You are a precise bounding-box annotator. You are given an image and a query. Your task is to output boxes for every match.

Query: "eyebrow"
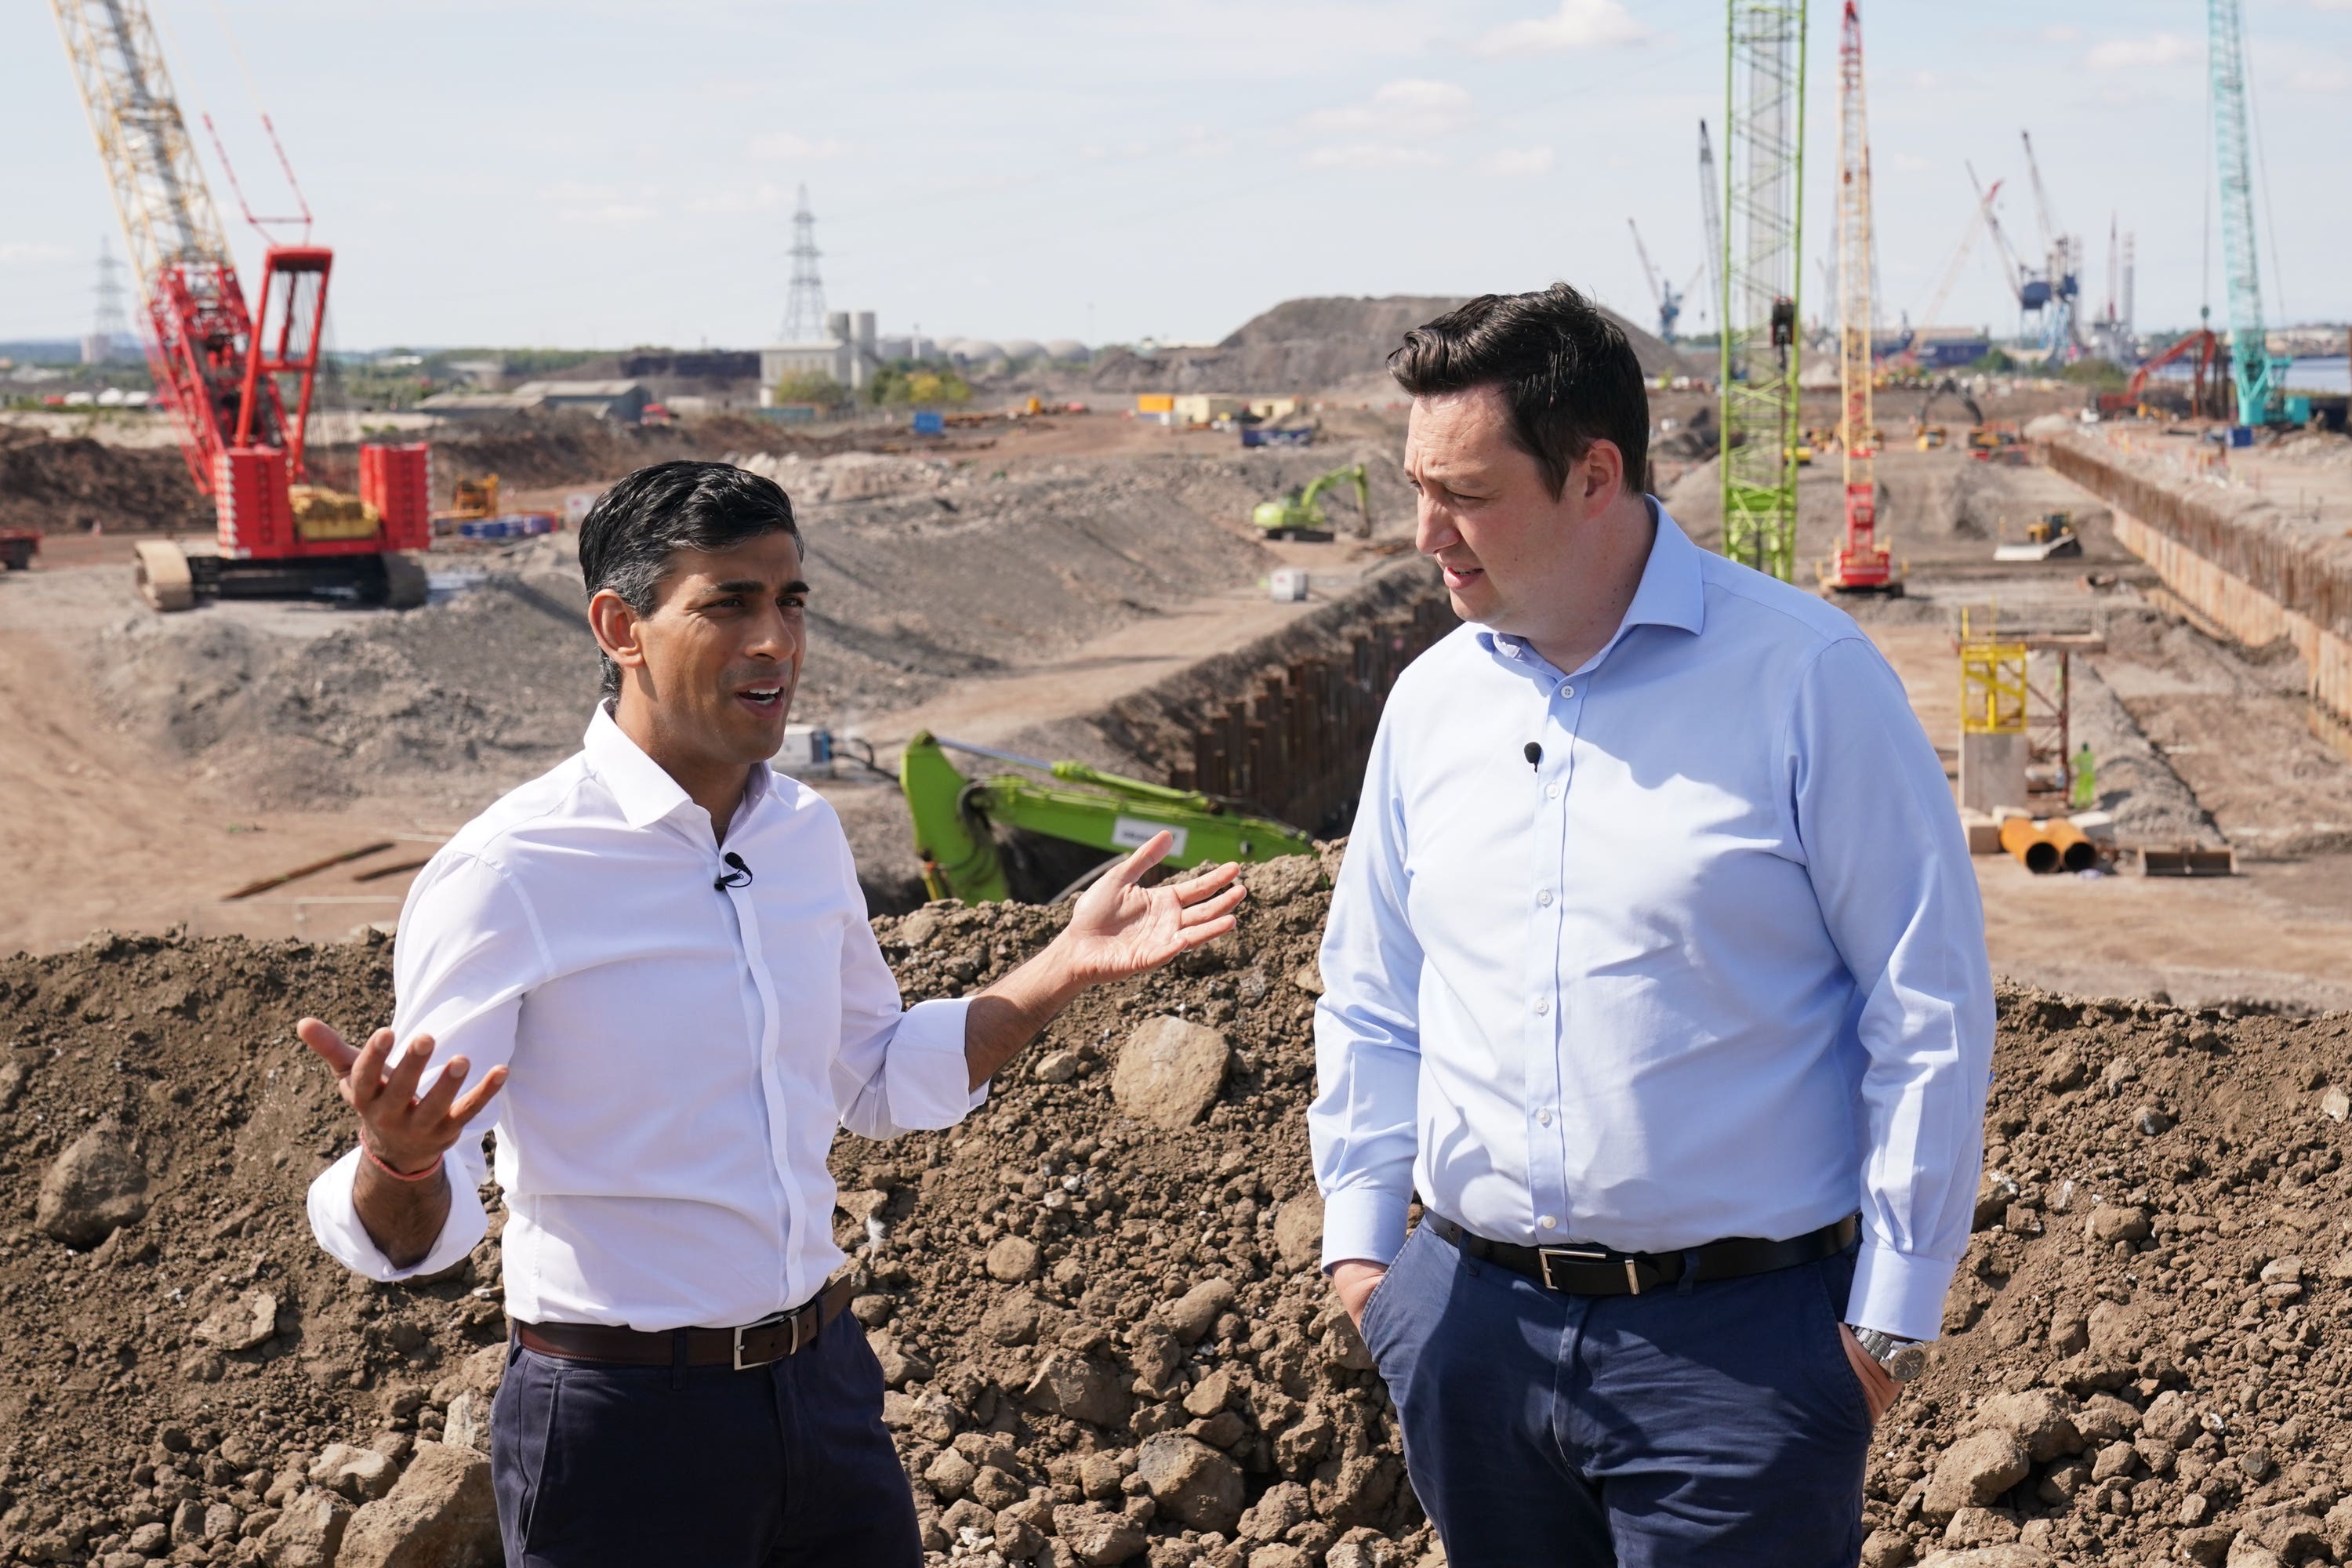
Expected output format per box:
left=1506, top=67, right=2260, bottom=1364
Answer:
left=706, top=579, right=811, bottom=596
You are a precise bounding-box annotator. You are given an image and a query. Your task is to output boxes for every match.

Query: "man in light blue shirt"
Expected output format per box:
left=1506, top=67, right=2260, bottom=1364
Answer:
left=1312, top=285, right=1992, bottom=1566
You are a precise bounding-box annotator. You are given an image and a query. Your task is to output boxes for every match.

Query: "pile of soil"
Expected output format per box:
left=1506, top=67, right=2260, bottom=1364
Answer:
left=86, top=443, right=1403, bottom=814
left=0, top=430, right=208, bottom=536
left=6, top=848, right=2352, bottom=1568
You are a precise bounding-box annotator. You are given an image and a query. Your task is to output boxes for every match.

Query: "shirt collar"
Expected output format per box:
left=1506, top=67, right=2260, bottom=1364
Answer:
left=1479, top=497, right=1708, bottom=670
left=582, top=701, right=775, bottom=832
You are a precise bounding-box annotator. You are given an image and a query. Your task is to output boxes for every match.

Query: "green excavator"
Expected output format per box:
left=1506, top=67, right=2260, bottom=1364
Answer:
left=1251, top=463, right=1370, bottom=542
left=899, top=731, right=1313, bottom=903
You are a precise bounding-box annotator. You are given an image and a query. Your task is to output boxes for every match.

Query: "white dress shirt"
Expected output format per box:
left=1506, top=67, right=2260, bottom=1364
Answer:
left=1310, top=505, right=1992, bottom=1344
left=307, top=704, right=980, bottom=1331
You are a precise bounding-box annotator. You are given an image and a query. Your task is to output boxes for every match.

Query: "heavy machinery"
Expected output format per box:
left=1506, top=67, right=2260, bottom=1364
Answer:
left=0, top=531, right=40, bottom=572
left=1915, top=379, right=1984, bottom=448
left=437, top=474, right=501, bottom=528
left=1994, top=511, right=2082, bottom=563
left=1252, top=464, right=1369, bottom=542
left=1628, top=219, right=1704, bottom=344
left=2207, top=0, right=2293, bottom=426
left=50, top=0, right=429, bottom=612
left=899, top=733, right=1314, bottom=904
left=1819, top=0, right=1900, bottom=596
left=1719, top=0, right=1808, bottom=584
left=2018, top=130, right=2082, bottom=361
left=2125, top=328, right=2223, bottom=418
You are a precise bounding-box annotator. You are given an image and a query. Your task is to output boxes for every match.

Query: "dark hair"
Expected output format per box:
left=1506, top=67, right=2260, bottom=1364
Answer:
left=1388, top=283, right=1649, bottom=499
left=577, top=459, right=802, bottom=695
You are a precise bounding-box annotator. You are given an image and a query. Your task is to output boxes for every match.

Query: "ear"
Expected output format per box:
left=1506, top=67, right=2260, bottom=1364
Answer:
left=1580, top=439, right=1624, bottom=506
left=588, top=588, right=649, bottom=682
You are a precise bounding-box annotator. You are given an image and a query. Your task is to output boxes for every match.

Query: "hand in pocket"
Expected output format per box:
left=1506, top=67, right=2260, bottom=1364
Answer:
left=1838, top=1325, right=1900, bottom=1423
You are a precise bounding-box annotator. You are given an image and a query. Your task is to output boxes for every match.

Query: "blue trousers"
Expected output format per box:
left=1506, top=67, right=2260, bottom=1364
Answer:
left=489, top=1313, right=920, bottom=1567
left=1360, top=1221, right=1873, bottom=1567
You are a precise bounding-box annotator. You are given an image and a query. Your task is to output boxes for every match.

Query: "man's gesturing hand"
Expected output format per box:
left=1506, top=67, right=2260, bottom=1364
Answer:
left=297, top=1018, right=506, bottom=1178
left=1054, top=832, right=1247, bottom=986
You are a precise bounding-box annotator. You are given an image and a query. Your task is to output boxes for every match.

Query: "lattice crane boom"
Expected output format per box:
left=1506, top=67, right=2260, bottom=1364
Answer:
left=2208, top=0, right=2288, bottom=423
left=1697, top=121, right=1725, bottom=338
left=1820, top=0, right=1896, bottom=593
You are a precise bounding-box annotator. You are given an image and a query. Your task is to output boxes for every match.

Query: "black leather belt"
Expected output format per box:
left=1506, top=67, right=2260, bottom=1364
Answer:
left=1427, top=1214, right=1858, bottom=1296
left=513, top=1276, right=857, bottom=1370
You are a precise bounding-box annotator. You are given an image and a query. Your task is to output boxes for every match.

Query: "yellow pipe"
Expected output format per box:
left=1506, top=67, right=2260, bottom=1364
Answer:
left=2042, top=818, right=2098, bottom=873
left=1999, top=815, right=2060, bottom=874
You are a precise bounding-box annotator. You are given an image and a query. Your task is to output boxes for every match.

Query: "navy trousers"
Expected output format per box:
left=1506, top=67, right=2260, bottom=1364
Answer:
left=488, top=1312, right=920, bottom=1568
left=1360, top=1221, right=1874, bottom=1567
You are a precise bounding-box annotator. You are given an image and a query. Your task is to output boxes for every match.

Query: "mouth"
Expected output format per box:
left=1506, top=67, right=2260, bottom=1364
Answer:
left=1438, top=560, right=1486, bottom=591
left=735, top=684, right=786, bottom=717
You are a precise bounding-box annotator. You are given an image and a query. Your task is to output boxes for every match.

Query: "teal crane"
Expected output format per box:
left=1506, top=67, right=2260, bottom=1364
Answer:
left=2207, top=0, right=2292, bottom=426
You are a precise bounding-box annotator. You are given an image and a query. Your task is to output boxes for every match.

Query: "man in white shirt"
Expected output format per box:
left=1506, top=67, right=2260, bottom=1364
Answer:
left=1311, top=287, right=1992, bottom=1566
left=298, top=459, right=1245, bottom=1567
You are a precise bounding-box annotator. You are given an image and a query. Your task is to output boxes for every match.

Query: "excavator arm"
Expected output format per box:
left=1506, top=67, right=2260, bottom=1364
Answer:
left=900, top=731, right=1315, bottom=903
left=1298, top=463, right=1370, bottom=538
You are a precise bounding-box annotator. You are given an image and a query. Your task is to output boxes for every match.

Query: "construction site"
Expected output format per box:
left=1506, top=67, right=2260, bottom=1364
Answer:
left=2, top=1, right=2350, bottom=1566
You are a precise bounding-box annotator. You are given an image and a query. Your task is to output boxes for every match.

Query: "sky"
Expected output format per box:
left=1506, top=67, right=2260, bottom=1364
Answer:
left=2, top=0, right=2345, bottom=353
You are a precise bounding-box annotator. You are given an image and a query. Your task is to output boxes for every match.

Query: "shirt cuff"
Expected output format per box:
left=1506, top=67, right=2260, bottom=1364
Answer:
left=884, top=996, right=986, bottom=1130
left=305, top=1147, right=486, bottom=1283
left=1319, top=1185, right=1414, bottom=1275
left=1845, top=1238, right=1958, bottom=1344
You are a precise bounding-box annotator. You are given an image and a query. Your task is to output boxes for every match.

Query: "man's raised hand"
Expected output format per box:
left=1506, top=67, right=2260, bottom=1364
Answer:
left=1055, top=832, right=1248, bottom=985
left=297, top=1018, right=507, bottom=1178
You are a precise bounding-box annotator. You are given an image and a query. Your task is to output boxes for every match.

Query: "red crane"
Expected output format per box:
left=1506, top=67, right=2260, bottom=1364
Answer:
left=50, top=0, right=430, bottom=611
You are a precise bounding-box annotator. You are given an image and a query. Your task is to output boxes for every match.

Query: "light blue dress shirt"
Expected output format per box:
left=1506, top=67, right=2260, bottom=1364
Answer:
left=1310, top=504, right=1992, bottom=1343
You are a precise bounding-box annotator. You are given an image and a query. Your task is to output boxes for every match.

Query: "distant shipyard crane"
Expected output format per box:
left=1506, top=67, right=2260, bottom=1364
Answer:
left=49, top=0, right=429, bottom=610
left=2207, top=0, right=2292, bottom=424
left=1820, top=0, right=1898, bottom=594
left=1719, top=0, right=1807, bottom=584
left=1628, top=219, right=1706, bottom=343
left=2019, top=130, right=2082, bottom=361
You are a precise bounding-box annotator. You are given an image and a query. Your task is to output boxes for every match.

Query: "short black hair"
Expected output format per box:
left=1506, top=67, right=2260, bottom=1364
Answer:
left=577, top=459, right=802, bottom=695
left=1388, top=283, right=1649, bottom=499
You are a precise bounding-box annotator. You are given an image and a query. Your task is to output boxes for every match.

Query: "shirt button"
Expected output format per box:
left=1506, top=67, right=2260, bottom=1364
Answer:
left=1537, top=1109, right=1554, bottom=1126
left=1533, top=997, right=1550, bottom=1015
left=1558, top=682, right=1574, bottom=699
left=1545, top=782, right=1562, bottom=800
left=1539, top=1215, right=1559, bottom=1230
left=1537, top=889, right=1554, bottom=906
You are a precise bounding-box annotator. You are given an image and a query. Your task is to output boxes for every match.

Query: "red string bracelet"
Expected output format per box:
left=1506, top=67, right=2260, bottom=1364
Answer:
left=363, top=1145, right=443, bottom=1182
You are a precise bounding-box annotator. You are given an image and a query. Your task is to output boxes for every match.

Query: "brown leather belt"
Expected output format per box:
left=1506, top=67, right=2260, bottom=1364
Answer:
left=514, top=1276, right=858, bottom=1370
left=1428, top=1213, right=1859, bottom=1296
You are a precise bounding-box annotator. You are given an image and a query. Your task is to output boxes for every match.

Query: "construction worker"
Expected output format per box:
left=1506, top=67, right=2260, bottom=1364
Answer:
left=2072, top=742, right=2097, bottom=811
left=294, top=461, right=1247, bottom=1567
left=1311, top=285, right=1993, bottom=1566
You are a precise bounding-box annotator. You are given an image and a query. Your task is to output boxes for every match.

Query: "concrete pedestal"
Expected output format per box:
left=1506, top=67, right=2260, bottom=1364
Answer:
left=1959, top=731, right=2029, bottom=815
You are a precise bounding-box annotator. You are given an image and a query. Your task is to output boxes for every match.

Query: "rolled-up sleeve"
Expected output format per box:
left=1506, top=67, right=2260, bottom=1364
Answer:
left=1310, top=711, right=1426, bottom=1272
left=307, top=851, right=543, bottom=1282
left=832, top=836, right=983, bottom=1138
left=1788, top=636, right=1994, bottom=1342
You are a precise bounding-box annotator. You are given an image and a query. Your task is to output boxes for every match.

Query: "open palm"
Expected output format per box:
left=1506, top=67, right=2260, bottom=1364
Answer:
left=1059, top=833, right=1247, bottom=985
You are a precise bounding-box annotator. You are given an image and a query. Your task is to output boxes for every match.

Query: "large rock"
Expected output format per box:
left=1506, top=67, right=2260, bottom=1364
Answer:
left=337, top=1442, right=499, bottom=1568
left=1161, top=1277, right=1237, bottom=1345
left=1134, top=1432, right=1244, bottom=1533
left=1236, top=1480, right=1311, bottom=1542
left=1022, top=1349, right=1131, bottom=1428
left=985, top=1235, right=1041, bottom=1283
left=308, top=1444, right=397, bottom=1502
left=1922, top=1429, right=2031, bottom=1521
left=197, top=1291, right=281, bottom=1352
left=1112, top=1017, right=1231, bottom=1131
left=35, top=1126, right=151, bottom=1247
left=1969, top=1390, right=2084, bottom=1463
left=1052, top=1505, right=1146, bottom=1567
left=258, top=1490, right=351, bottom=1568
left=1271, top=1191, right=1325, bottom=1273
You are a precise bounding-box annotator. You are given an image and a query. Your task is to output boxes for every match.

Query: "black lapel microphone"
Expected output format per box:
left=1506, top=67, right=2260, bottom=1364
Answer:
left=1523, top=742, right=1543, bottom=771
left=713, top=851, right=753, bottom=892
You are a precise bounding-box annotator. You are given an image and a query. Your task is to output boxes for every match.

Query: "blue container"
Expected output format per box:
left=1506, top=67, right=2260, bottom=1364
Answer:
left=2227, top=425, right=2253, bottom=448
left=912, top=410, right=945, bottom=436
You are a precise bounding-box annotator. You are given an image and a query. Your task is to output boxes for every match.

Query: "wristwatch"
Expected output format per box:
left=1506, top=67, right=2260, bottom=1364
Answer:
left=1849, top=1326, right=1929, bottom=1383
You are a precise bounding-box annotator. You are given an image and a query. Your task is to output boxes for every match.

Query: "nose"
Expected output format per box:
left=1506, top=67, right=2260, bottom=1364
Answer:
left=1415, top=492, right=1461, bottom=558
left=748, top=602, right=803, bottom=665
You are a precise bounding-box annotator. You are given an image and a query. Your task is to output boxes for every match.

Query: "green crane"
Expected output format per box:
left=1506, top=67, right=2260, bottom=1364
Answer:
left=1719, top=1, right=1807, bottom=583
left=2207, top=0, right=2292, bottom=427
left=1251, top=463, right=1370, bottom=542
left=900, top=732, right=1314, bottom=903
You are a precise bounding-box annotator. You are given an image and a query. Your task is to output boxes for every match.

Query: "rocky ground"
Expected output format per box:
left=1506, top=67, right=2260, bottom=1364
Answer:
left=5, top=853, right=2352, bottom=1568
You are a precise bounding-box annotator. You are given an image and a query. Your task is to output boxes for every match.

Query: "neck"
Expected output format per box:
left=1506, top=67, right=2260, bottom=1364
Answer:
left=611, top=691, right=753, bottom=843
left=1519, top=492, right=1657, bottom=676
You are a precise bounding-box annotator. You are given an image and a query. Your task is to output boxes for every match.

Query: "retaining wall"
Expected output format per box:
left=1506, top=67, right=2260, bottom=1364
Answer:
left=2046, top=435, right=2352, bottom=738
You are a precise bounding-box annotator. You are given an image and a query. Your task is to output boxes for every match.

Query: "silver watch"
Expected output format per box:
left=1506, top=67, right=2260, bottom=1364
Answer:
left=1849, top=1327, right=1928, bottom=1383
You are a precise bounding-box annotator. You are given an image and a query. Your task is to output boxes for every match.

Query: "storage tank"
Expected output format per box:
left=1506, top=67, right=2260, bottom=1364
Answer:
left=1044, top=339, right=1090, bottom=362
left=997, top=338, right=1044, bottom=362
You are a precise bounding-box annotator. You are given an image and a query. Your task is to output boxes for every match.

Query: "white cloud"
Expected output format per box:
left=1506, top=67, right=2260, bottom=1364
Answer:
left=1480, top=146, right=1555, bottom=177
left=748, top=131, right=848, bottom=162
left=1474, top=0, right=1649, bottom=55
left=1303, top=79, right=1472, bottom=138
left=2042, top=24, right=2082, bottom=43
left=2086, top=33, right=2197, bottom=71
left=1303, top=143, right=1446, bottom=171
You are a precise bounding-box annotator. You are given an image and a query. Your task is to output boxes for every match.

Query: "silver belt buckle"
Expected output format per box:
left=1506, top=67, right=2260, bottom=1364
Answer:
left=1537, top=1247, right=1610, bottom=1292
left=731, top=1308, right=798, bottom=1371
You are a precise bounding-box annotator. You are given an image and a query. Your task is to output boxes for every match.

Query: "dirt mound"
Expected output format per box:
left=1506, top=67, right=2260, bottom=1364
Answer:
left=7, top=851, right=2352, bottom=1566
left=1084, top=295, right=1693, bottom=396
left=0, top=429, right=207, bottom=535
